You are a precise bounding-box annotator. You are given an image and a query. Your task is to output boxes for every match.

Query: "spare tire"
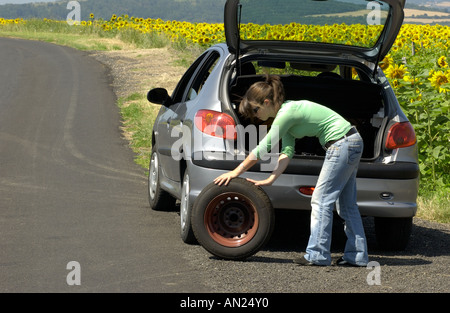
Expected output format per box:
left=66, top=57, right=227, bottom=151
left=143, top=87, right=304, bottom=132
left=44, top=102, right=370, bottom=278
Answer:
left=191, top=178, right=274, bottom=260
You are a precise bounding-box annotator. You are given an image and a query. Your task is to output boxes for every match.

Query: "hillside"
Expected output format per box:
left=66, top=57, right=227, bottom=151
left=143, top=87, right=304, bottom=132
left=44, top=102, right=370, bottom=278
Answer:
left=0, top=0, right=226, bottom=23
left=0, top=0, right=449, bottom=24
left=0, top=0, right=366, bottom=24
left=239, top=0, right=367, bottom=25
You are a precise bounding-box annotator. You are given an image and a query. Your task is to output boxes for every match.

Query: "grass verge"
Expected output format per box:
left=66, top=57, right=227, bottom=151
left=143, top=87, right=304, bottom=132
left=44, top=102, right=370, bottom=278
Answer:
left=0, top=18, right=171, bottom=50
left=117, top=93, right=159, bottom=169
left=417, top=189, right=450, bottom=223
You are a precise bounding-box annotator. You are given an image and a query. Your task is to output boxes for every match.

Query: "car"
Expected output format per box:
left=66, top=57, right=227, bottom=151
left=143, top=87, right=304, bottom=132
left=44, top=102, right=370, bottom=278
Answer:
left=147, top=0, right=419, bottom=260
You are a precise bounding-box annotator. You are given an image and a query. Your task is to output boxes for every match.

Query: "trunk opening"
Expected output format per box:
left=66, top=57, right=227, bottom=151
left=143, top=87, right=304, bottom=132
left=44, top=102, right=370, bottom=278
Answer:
left=229, top=73, right=385, bottom=159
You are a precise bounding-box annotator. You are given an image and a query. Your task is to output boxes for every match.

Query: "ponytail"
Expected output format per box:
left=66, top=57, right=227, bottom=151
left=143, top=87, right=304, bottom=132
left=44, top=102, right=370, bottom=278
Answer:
left=266, top=75, right=285, bottom=112
left=239, top=74, right=285, bottom=121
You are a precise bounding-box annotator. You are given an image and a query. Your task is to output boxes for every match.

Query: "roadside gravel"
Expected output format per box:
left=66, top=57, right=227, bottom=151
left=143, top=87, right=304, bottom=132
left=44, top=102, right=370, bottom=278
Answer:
left=89, top=47, right=186, bottom=99
left=90, top=48, right=450, bottom=293
left=183, top=211, right=450, bottom=293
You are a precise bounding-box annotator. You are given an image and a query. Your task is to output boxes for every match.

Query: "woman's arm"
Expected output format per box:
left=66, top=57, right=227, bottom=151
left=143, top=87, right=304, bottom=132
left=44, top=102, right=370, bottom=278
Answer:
left=246, top=153, right=290, bottom=186
left=213, top=152, right=258, bottom=186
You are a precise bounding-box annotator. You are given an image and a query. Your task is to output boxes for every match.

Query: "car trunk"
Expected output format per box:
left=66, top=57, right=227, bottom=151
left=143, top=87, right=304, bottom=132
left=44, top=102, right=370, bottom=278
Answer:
left=222, top=0, right=405, bottom=162
left=229, top=73, right=385, bottom=160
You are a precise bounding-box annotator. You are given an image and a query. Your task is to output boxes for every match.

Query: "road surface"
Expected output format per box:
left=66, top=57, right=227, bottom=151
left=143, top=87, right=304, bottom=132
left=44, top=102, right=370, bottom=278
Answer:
left=0, top=38, right=208, bottom=292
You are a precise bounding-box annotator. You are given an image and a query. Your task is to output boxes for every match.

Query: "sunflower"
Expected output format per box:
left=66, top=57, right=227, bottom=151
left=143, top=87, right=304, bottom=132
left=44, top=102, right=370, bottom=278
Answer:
left=392, top=79, right=400, bottom=89
left=351, top=68, right=359, bottom=80
left=403, top=75, right=420, bottom=86
left=386, top=64, right=408, bottom=80
left=437, top=56, right=448, bottom=68
left=429, top=70, right=450, bottom=93
left=379, top=54, right=393, bottom=71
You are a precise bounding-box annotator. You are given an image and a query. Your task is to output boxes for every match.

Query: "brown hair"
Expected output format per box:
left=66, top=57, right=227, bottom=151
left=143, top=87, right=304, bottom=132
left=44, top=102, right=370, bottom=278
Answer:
left=239, top=75, right=285, bottom=121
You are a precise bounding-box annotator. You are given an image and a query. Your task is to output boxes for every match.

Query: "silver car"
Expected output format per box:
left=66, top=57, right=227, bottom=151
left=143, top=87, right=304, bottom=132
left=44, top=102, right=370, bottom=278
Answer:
left=147, top=0, right=419, bottom=260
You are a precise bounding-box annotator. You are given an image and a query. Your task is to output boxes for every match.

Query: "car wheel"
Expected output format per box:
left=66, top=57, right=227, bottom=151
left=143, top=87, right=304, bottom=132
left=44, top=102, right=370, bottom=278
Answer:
left=374, top=217, right=412, bottom=251
left=180, top=170, right=196, bottom=244
left=191, top=178, right=275, bottom=260
left=148, top=148, right=176, bottom=211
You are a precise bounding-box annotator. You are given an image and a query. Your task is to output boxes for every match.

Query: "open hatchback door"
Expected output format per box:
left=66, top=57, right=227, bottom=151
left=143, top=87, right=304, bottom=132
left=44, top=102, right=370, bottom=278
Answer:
left=224, top=0, right=405, bottom=69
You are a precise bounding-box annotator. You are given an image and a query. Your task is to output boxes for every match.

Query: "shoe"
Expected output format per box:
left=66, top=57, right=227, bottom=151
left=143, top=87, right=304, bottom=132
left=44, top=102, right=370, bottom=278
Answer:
left=334, top=257, right=365, bottom=267
left=293, top=256, right=323, bottom=266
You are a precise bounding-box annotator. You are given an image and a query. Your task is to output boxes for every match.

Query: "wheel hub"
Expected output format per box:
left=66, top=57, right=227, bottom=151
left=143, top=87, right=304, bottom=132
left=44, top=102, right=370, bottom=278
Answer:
left=224, top=207, right=244, bottom=228
left=148, top=154, right=158, bottom=199
left=204, top=192, right=259, bottom=247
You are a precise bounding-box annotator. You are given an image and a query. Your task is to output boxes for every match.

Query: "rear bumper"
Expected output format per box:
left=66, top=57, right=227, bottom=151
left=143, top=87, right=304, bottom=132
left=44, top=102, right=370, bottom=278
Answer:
left=189, top=154, right=419, bottom=218
left=192, top=153, right=420, bottom=180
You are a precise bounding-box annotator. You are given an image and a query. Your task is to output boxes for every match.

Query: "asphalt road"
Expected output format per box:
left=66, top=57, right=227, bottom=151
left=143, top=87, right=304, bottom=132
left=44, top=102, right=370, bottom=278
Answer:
left=0, top=38, right=208, bottom=292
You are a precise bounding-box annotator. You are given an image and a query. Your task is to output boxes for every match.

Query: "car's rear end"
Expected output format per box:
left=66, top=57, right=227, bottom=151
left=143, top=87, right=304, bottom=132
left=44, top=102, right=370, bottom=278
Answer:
left=189, top=54, right=418, bottom=249
left=189, top=0, right=418, bottom=253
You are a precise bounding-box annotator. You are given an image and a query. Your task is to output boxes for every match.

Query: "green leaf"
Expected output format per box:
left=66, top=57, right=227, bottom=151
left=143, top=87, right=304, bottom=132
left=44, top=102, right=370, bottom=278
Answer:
left=432, top=146, right=443, bottom=159
left=431, top=115, right=450, bottom=127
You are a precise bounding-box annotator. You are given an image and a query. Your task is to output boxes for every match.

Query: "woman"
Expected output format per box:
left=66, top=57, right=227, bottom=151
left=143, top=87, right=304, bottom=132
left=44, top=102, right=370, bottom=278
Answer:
left=214, top=75, right=368, bottom=267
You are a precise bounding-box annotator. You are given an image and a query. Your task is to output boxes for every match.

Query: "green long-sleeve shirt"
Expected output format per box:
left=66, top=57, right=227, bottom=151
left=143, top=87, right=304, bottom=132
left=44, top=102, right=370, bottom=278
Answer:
left=252, top=100, right=351, bottom=159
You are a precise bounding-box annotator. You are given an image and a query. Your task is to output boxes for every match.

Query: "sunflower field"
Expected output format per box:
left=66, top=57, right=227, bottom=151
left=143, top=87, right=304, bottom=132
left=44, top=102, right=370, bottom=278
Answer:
left=1, top=15, right=449, bottom=194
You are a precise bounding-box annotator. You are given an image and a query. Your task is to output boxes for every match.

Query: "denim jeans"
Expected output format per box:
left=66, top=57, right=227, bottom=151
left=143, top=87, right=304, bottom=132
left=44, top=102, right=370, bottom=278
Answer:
left=304, top=132, right=369, bottom=266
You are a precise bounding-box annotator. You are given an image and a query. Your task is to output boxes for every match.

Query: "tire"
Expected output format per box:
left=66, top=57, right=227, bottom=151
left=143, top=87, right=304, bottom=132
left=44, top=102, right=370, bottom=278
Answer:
left=180, top=170, right=196, bottom=244
left=148, top=148, right=176, bottom=211
left=374, top=217, right=413, bottom=251
left=191, top=177, right=275, bottom=260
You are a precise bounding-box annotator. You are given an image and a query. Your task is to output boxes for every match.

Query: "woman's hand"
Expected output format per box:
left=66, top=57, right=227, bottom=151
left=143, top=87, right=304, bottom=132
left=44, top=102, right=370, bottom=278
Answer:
left=214, top=153, right=259, bottom=186
left=246, top=154, right=290, bottom=187
left=214, top=170, right=238, bottom=186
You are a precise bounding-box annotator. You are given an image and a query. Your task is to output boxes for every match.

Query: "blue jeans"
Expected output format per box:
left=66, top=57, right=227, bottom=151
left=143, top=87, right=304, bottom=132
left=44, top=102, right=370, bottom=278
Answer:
left=304, top=132, right=369, bottom=266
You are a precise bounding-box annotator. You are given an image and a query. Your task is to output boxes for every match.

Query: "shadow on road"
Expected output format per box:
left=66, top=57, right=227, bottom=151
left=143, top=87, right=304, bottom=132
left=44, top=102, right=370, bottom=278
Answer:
left=263, top=209, right=449, bottom=266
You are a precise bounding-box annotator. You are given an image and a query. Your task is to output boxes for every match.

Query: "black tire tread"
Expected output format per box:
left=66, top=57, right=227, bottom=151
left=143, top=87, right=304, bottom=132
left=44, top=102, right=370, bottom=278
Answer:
left=191, top=177, right=274, bottom=260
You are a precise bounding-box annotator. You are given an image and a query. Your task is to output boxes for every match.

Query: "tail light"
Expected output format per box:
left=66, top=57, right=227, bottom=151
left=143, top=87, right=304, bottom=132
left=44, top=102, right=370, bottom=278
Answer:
left=385, top=122, right=416, bottom=150
left=194, top=110, right=237, bottom=140
left=299, top=186, right=315, bottom=196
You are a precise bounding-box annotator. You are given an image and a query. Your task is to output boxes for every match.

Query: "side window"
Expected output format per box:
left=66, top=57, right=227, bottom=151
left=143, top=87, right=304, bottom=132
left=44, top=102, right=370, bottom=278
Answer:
left=171, top=51, right=209, bottom=104
left=185, top=51, right=220, bottom=101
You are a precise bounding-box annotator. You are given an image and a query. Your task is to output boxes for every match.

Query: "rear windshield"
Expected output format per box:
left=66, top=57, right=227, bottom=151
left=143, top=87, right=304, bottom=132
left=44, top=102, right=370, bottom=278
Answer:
left=238, top=0, right=390, bottom=48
